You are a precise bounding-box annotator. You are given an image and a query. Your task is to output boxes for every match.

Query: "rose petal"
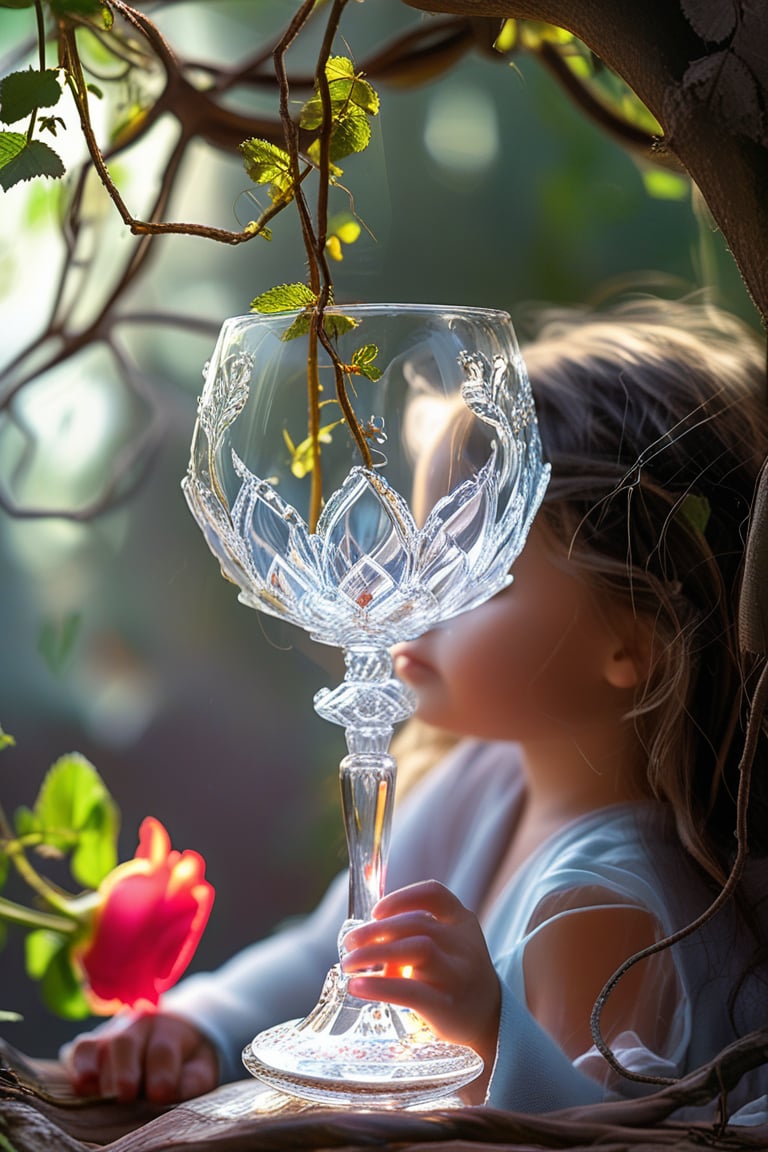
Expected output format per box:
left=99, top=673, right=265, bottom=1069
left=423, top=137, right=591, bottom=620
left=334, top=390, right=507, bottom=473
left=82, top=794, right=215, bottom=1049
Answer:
left=77, top=819, right=214, bottom=1012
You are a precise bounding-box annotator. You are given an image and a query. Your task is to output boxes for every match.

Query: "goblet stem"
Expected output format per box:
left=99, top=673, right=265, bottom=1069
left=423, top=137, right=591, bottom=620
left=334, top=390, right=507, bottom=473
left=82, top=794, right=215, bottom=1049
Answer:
left=314, top=646, right=416, bottom=947
left=340, top=751, right=395, bottom=929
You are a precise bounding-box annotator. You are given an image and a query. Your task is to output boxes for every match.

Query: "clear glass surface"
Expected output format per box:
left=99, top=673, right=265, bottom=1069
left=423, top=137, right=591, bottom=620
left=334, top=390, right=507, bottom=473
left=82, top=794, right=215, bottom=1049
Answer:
left=183, top=304, right=550, bottom=1107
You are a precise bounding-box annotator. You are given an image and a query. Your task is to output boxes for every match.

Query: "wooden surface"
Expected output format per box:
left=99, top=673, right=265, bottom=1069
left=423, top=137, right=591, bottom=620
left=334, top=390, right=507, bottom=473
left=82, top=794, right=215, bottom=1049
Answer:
left=3, top=1036, right=768, bottom=1151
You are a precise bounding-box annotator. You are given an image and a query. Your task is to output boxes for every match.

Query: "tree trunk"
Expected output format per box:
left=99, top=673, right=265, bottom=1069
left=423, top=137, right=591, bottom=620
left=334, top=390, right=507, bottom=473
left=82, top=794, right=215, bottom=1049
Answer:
left=404, top=0, right=768, bottom=328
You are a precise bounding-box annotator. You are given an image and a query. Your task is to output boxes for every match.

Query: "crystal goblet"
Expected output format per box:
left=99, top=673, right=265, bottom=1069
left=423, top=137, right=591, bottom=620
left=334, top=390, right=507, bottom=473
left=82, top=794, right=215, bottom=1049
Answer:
left=182, top=304, right=550, bottom=1107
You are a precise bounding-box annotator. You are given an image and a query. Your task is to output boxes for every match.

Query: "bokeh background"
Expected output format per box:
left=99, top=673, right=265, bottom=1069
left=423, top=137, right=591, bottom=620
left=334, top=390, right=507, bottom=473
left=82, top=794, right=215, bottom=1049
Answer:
left=0, top=1, right=757, bottom=1056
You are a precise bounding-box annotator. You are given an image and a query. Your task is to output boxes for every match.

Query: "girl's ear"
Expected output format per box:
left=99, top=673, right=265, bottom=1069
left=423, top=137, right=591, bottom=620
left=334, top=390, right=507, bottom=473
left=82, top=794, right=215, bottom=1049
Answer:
left=603, top=614, right=652, bottom=691
left=604, top=646, right=641, bottom=691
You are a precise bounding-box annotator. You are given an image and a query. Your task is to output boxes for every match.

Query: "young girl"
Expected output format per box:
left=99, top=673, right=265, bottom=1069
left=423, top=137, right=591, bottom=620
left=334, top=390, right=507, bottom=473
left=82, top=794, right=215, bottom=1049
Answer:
left=63, top=297, right=768, bottom=1118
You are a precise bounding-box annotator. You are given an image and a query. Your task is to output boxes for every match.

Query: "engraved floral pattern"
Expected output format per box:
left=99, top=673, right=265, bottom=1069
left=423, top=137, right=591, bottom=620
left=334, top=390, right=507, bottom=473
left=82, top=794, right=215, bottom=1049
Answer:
left=183, top=347, right=549, bottom=648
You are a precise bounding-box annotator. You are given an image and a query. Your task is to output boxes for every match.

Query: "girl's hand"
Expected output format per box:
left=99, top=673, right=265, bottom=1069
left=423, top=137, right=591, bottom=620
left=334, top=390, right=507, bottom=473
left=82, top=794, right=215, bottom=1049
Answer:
left=60, top=1011, right=218, bottom=1103
left=340, top=880, right=500, bottom=1094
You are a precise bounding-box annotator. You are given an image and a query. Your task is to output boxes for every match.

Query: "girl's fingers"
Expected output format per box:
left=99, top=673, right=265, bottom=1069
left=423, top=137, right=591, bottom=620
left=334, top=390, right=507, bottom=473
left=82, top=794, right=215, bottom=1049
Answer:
left=61, top=1034, right=103, bottom=1095
left=98, top=1020, right=151, bottom=1101
left=143, top=1026, right=184, bottom=1102
left=63, top=1015, right=150, bottom=1101
left=144, top=1015, right=216, bottom=1102
left=346, top=974, right=448, bottom=1015
left=372, top=880, right=463, bottom=921
left=61, top=1013, right=216, bottom=1104
left=342, top=933, right=438, bottom=976
left=177, top=1048, right=219, bottom=1101
left=344, top=909, right=446, bottom=954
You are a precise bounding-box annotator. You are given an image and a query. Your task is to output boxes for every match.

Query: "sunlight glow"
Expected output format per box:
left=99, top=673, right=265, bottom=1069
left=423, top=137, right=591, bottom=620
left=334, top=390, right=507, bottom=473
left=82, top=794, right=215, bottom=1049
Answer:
left=424, top=84, right=500, bottom=175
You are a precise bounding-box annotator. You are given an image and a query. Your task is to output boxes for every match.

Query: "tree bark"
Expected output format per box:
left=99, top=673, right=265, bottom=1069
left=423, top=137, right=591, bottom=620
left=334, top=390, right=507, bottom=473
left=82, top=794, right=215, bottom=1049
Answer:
left=403, top=0, right=768, bottom=328
left=4, top=1033, right=768, bottom=1151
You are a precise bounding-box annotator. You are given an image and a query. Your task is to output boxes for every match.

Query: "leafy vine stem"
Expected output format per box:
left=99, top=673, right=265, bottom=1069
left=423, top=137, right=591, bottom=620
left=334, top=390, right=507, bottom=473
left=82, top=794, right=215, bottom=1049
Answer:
left=0, top=3, right=667, bottom=524
left=268, top=0, right=376, bottom=528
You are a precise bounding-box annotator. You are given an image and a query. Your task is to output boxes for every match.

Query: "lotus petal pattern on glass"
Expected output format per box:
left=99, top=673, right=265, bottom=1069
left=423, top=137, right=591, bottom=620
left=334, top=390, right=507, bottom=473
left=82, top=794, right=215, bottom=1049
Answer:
left=183, top=347, right=549, bottom=648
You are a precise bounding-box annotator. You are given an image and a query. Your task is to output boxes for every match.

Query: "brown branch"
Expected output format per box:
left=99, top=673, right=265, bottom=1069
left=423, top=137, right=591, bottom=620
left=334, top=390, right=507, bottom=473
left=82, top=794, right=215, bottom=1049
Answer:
left=53, top=3, right=291, bottom=245
left=4, top=1030, right=768, bottom=1149
left=533, top=39, right=672, bottom=166
left=359, top=16, right=479, bottom=87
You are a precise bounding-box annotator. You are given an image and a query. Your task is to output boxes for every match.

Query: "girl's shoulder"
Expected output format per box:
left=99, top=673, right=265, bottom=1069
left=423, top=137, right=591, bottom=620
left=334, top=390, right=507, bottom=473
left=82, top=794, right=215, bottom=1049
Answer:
left=489, top=800, right=707, bottom=941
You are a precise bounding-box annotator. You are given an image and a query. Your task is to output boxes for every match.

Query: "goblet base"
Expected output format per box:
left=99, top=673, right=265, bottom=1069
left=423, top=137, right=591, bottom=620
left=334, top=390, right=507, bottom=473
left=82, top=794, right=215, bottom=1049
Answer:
left=242, top=965, right=483, bottom=1108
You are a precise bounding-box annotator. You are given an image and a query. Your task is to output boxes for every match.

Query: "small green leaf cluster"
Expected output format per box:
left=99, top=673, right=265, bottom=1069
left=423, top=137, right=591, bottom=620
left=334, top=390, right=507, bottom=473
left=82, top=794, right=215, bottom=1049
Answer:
left=240, top=138, right=293, bottom=215
left=26, top=917, right=92, bottom=1019
left=283, top=411, right=345, bottom=480
left=0, top=68, right=66, bottom=191
left=299, top=56, right=379, bottom=169
left=240, top=55, right=378, bottom=244
left=350, top=343, right=382, bottom=382
left=250, top=283, right=358, bottom=341
left=13, top=753, right=119, bottom=889
left=0, top=731, right=119, bottom=1018
left=0, top=1, right=111, bottom=192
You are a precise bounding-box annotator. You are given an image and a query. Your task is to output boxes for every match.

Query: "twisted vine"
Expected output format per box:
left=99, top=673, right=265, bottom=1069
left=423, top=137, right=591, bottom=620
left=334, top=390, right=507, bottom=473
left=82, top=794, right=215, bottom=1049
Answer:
left=0, top=2, right=663, bottom=521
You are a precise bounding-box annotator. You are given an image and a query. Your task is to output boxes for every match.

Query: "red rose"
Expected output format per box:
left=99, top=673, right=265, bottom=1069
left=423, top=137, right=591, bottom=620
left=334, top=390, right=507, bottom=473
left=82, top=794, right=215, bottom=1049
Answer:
left=77, top=817, right=214, bottom=1013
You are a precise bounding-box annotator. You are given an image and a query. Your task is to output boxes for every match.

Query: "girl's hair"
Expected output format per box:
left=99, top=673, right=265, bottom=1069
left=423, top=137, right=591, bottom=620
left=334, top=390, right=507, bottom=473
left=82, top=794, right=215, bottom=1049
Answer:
left=520, top=296, right=768, bottom=884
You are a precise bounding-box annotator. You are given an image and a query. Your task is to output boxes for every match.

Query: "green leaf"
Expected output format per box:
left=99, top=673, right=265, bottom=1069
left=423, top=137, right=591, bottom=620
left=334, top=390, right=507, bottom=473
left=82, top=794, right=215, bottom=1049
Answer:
left=37, top=115, right=67, bottom=137
left=0, top=1, right=37, bottom=8
left=323, top=313, right=359, bottom=338
left=13, top=804, right=35, bottom=836
left=284, top=418, right=345, bottom=478
left=351, top=344, right=378, bottom=369
left=25, top=928, right=60, bottom=979
left=326, top=235, right=343, bottom=262
left=300, top=56, right=378, bottom=167
left=0, top=134, right=65, bottom=190
left=494, top=18, right=517, bottom=51
left=335, top=104, right=373, bottom=157
left=676, top=492, right=711, bottom=536
left=250, top=282, right=317, bottom=314
left=329, top=213, right=361, bottom=245
left=329, top=57, right=379, bottom=115
left=280, top=312, right=313, bottom=341
left=0, top=723, right=15, bottom=753
left=240, top=138, right=294, bottom=202
left=307, top=104, right=371, bottom=167
left=32, top=753, right=119, bottom=888
left=351, top=344, right=382, bottom=381
left=300, top=57, right=379, bottom=129
left=641, top=167, right=690, bottom=201
left=304, top=142, right=344, bottom=176
left=0, top=131, right=27, bottom=166
left=279, top=310, right=359, bottom=343
left=37, top=611, right=81, bottom=676
left=26, top=930, right=91, bottom=1019
left=0, top=69, right=63, bottom=125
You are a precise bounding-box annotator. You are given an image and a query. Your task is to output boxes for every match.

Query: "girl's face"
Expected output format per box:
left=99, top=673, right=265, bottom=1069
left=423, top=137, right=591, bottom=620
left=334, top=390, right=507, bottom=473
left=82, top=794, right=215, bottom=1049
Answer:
left=392, top=526, right=637, bottom=746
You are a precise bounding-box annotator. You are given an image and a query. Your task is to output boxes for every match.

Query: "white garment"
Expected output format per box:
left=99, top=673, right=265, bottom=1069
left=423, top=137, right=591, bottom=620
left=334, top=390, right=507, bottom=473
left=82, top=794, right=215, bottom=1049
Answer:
left=164, top=740, right=768, bottom=1117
